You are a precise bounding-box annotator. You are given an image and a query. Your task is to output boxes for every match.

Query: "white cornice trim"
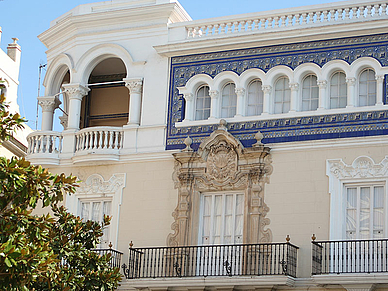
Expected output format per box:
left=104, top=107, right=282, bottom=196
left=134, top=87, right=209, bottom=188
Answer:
left=39, top=3, right=189, bottom=47
left=313, top=273, right=388, bottom=285
left=155, top=19, right=388, bottom=57
left=119, top=276, right=295, bottom=290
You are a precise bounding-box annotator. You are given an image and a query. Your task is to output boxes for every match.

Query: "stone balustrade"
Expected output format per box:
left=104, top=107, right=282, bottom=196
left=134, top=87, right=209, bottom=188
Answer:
left=27, top=131, right=63, bottom=154
left=185, top=1, right=388, bottom=39
left=75, top=126, right=123, bottom=154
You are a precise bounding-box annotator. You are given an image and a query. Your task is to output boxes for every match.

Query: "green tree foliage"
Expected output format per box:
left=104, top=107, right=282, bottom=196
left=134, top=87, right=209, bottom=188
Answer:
left=0, top=95, right=121, bottom=290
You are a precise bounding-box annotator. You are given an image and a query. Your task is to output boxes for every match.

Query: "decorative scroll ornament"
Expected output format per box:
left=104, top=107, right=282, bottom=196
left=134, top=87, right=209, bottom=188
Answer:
left=328, top=156, right=388, bottom=179
left=78, top=173, right=126, bottom=195
left=168, top=120, right=273, bottom=247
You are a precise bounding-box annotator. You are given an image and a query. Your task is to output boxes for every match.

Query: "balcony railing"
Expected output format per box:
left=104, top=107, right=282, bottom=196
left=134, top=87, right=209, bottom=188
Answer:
left=91, top=248, right=123, bottom=269
left=312, top=239, right=388, bottom=275
left=75, top=126, right=123, bottom=154
left=27, top=131, right=62, bottom=154
left=185, top=1, right=388, bottom=39
left=123, top=242, right=299, bottom=279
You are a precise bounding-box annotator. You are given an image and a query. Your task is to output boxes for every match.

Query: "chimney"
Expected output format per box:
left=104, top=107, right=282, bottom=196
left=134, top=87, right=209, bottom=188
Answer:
left=7, top=37, right=21, bottom=66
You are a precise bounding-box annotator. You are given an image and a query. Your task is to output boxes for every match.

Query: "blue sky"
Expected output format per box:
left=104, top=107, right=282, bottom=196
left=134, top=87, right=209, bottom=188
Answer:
left=0, top=0, right=339, bottom=130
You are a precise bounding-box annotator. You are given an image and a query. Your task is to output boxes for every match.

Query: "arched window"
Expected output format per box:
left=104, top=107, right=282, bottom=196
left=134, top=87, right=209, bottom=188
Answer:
left=301, top=74, right=319, bottom=111
left=330, top=72, right=347, bottom=109
left=274, top=77, right=290, bottom=114
left=195, top=85, right=211, bottom=120
left=221, top=82, right=237, bottom=118
left=359, top=68, right=376, bottom=107
left=247, top=79, right=263, bottom=116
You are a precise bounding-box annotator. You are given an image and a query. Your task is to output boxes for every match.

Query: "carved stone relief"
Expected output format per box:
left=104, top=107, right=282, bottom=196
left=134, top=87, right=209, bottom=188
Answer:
left=167, top=120, right=273, bottom=247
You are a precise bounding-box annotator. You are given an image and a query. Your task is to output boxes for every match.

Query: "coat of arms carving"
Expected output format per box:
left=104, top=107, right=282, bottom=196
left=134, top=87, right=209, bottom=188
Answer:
left=207, top=141, right=237, bottom=182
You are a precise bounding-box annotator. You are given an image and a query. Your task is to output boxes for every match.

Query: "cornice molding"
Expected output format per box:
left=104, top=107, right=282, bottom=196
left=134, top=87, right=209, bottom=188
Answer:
left=39, top=3, right=189, bottom=48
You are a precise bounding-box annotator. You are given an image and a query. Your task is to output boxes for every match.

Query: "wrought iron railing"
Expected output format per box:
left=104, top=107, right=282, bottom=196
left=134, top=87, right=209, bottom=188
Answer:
left=123, top=242, right=299, bottom=279
left=92, top=248, right=123, bottom=269
left=312, top=239, right=388, bottom=275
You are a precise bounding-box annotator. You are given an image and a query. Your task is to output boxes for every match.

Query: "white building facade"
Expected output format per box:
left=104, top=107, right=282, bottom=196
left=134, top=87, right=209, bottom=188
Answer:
left=0, top=28, right=31, bottom=157
left=28, top=0, right=388, bottom=290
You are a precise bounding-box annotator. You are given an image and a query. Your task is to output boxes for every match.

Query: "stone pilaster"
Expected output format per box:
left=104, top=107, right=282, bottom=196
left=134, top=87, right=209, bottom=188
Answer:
left=209, top=90, right=219, bottom=119
left=317, top=80, right=327, bottom=110
left=124, top=78, right=143, bottom=126
left=235, top=87, right=245, bottom=116
left=346, top=77, right=356, bottom=108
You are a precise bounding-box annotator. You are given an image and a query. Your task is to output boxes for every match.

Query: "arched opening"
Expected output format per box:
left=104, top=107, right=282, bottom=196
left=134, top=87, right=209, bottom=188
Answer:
left=47, top=68, right=70, bottom=132
left=80, top=57, right=128, bottom=129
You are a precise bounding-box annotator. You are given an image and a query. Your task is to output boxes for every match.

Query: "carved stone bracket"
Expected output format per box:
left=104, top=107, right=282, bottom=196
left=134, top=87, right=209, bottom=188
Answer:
left=168, top=120, right=273, bottom=247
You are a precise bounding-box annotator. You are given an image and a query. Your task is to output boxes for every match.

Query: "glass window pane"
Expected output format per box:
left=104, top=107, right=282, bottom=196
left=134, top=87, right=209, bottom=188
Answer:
left=221, top=83, right=236, bottom=118
left=81, top=202, right=89, bottom=220
left=200, top=193, right=244, bottom=245
left=195, top=85, right=211, bottom=120
left=92, top=202, right=101, bottom=221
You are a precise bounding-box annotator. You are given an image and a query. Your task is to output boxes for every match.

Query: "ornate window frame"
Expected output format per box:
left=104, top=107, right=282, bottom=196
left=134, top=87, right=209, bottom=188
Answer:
left=327, top=156, right=388, bottom=240
left=167, top=120, right=273, bottom=247
left=66, top=173, right=126, bottom=248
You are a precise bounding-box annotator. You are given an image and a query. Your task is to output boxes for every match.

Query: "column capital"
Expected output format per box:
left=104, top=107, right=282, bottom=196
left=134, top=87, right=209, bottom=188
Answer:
left=289, top=83, right=299, bottom=91
left=262, top=85, right=272, bottom=94
left=235, top=87, right=245, bottom=96
left=346, top=77, right=357, bottom=86
left=62, top=83, right=89, bottom=101
left=317, top=80, right=327, bottom=89
left=376, top=75, right=385, bottom=83
left=183, top=93, right=193, bottom=101
left=209, top=90, right=219, bottom=99
left=38, top=96, right=61, bottom=112
left=123, top=78, right=143, bottom=94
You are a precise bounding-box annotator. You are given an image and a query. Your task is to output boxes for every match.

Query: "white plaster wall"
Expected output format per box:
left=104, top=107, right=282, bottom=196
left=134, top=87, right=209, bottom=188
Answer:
left=0, top=47, right=20, bottom=115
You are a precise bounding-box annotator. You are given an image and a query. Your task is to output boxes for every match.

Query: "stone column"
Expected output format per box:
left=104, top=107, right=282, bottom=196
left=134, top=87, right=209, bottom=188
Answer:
left=235, top=87, right=245, bottom=117
left=60, top=84, right=89, bottom=158
left=376, top=75, right=384, bottom=106
left=289, top=83, right=299, bottom=112
left=346, top=77, right=356, bottom=108
left=317, top=80, right=327, bottom=110
left=183, top=93, right=194, bottom=121
left=209, top=90, right=219, bottom=119
left=262, top=85, right=272, bottom=114
left=38, top=96, right=61, bottom=131
left=62, top=83, right=89, bottom=130
left=124, top=78, right=143, bottom=126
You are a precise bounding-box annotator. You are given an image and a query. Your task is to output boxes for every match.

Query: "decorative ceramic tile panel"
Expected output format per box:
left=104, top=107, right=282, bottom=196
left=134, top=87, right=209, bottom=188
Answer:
left=166, top=33, right=388, bottom=150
